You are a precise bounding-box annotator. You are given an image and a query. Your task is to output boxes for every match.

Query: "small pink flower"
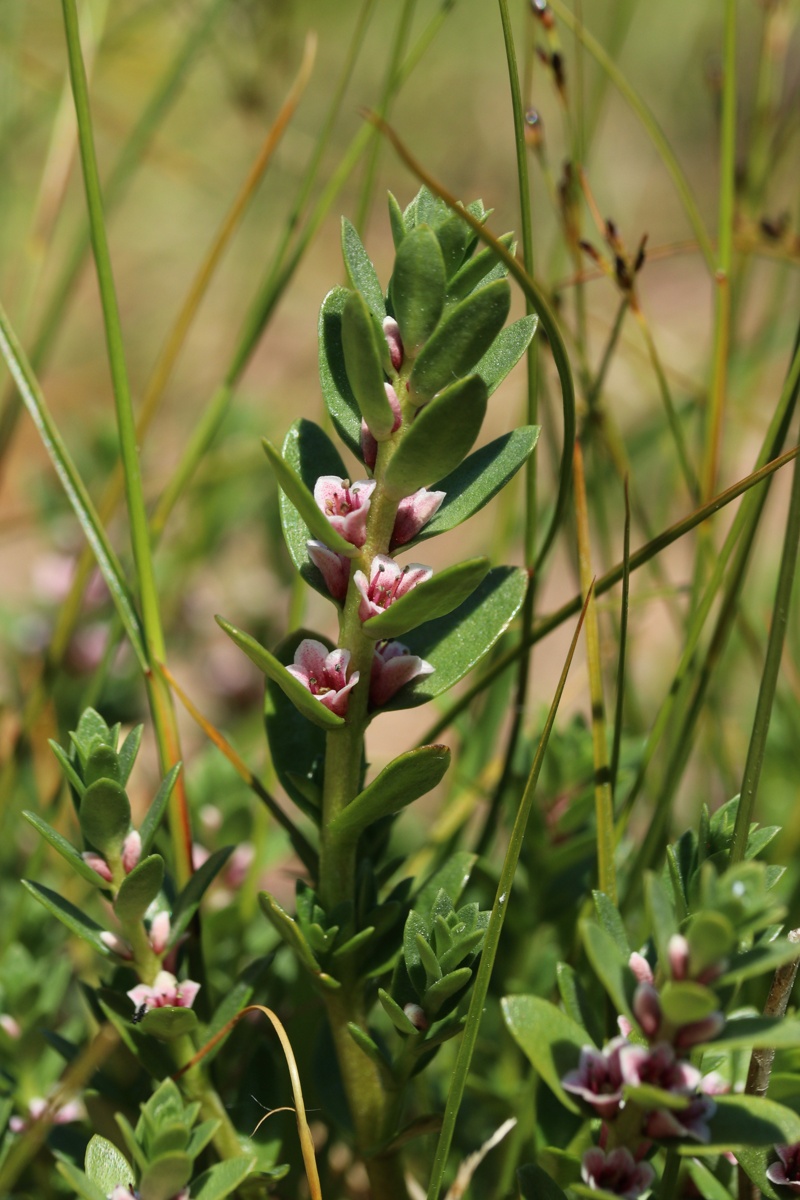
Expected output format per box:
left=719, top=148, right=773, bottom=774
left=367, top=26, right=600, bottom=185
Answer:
left=619, top=1041, right=702, bottom=1095
left=361, top=383, right=402, bottom=469
left=127, top=970, right=200, bottom=1013
left=383, top=316, right=404, bottom=370
left=629, top=951, right=654, bottom=985
left=100, top=931, right=133, bottom=959
left=767, top=1144, right=800, bottom=1192
left=109, top=1187, right=138, bottom=1200
left=314, top=476, right=375, bottom=548
left=562, top=1039, right=626, bottom=1119
left=149, top=911, right=171, bottom=955
left=82, top=851, right=113, bottom=882
left=391, top=488, right=446, bottom=549
left=581, top=1147, right=655, bottom=1199
left=225, top=842, right=255, bottom=888
left=122, top=830, right=141, bottom=874
left=632, top=982, right=662, bottom=1039
left=353, top=555, right=432, bottom=622
left=644, top=1095, right=715, bottom=1143
left=287, top=639, right=359, bottom=716
left=0, top=1014, right=21, bottom=1039
left=307, top=540, right=350, bottom=601
left=10, top=1096, right=85, bottom=1133
left=370, top=640, right=434, bottom=706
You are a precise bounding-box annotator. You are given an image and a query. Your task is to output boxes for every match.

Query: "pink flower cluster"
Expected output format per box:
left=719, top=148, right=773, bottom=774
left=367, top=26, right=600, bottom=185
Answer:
left=287, top=637, right=432, bottom=716
left=562, top=935, right=729, bottom=1198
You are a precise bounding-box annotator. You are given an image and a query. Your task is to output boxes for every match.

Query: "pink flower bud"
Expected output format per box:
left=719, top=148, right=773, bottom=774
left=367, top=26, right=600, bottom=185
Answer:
left=628, top=951, right=654, bottom=985
left=403, top=1003, right=429, bottom=1031
left=100, top=931, right=133, bottom=959
left=632, top=982, right=662, bottom=1040
left=149, top=911, right=171, bottom=956
left=82, top=851, right=113, bottom=882
left=383, top=316, right=404, bottom=370
left=121, top=830, right=141, bottom=874
left=0, top=1014, right=21, bottom=1039
left=668, top=933, right=690, bottom=980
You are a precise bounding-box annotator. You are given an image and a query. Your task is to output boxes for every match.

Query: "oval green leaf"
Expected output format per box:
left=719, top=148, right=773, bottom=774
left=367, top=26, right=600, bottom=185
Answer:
left=387, top=190, right=406, bottom=249
left=85, top=1135, right=133, bottom=1193
left=341, top=217, right=385, bottom=320
left=137, top=1008, right=198, bottom=1045
left=363, top=558, right=490, bottom=640
left=79, top=777, right=131, bottom=855
left=446, top=233, right=514, bottom=304
left=114, top=854, right=165, bottom=925
left=262, top=437, right=356, bottom=558
left=319, top=286, right=363, bottom=458
left=330, top=744, right=451, bottom=837
left=475, top=315, right=538, bottom=397
left=138, top=1150, right=193, bottom=1199
left=659, top=980, right=719, bottom=1025
left=389, top=224, right=446, bottom=355
left=406, top=427, right=540, bottom=547
left=683, top=1094, right=800, bottom=1155
left=501, top=994, right=592, bottom=1114
left=342, top=290, right=395, bottom=438
left=382, top=567, right=528, bottom=710
left=408, top=278, right=511, bottom=405
left=215, top=615, right=345, bottom=730
left=191, top=1156, right=257, bottom=1200
left=382, top=374, right=488, bottom=501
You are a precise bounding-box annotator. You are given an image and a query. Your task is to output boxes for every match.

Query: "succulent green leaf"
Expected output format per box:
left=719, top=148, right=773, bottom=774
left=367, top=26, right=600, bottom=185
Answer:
left=556, top=962, right=604, bottom=1047
left=501, top=994, right=592, bottom=1114
left=74, top=709, right=114, bottom=757
left=387, top=190, right=406, bottom=249
left=22, top=880, right=109, bottom=953
left=55, top=1159, right=108, bottom=1200
left=191, top=1157, right=257, bottom=1200
left=414, top=852, right=477, bottom=913
left=696, top=1015, right=800, bottom=1050
left=319, top=286, right=363, bottom=458
left=49, top=739, right=85, bottom=797
left=407, top=279, right=511, bottom=405
left=687, top=911, right=735, bottom=977
left=347, top=1021, right=391, bottom=1071
left=475, top=315, right=537, bottom=397
left=424, top=967, right=472, bottom=1015
left=382, top=374, right=488, bottom=500
left=416, top=932, right=442, bottom=983
left=407, top=427, right=540, bottom=546
left=215, top=615, right=345, bottom=730
left=685, top=1095, right=800, bottom=1154
left=434, top=215, right=469, bottom=277
left=262, top=437, right=357, bottom=558
left=341, top=218, right=385, bottom=320
left=259, top=891, right=323, bottom=975
left=330, top=744, right=451, bottom=837
left=139, top=764, right=181, bottom=857
left=149, top=1122, right=191, bottom=1156
left=581, top=920, right=636, bottom=1019
left=279, top=419, right=350, bottom=600
left=389, top=225, right=446, bottom=355
left=22, top=810, right=108, bottom=888
left=659, top=980, right=719, bottom=1025
left=185, top=1118, right=221, bottom=1159
left=645, top=872, right=677, bottom=968
left=720, top=938, right=800, bottom=985
left=114, top=855, right=165, bottom=924
left=342, top=290, right=395, bottom=438
left=378, top=987, right=419, bottom=1035
left=446, top=234, right=514, bottom=304
left=117, top=724, right=143, bottom=785
left=364, top=558, right=490, bottom=640
left=84, top=745, right=121, bottom=787
left=383, top=567, right=528, bottom=710
left=517, top=1164, right=570, bottom=1200
left=85, top=1135, right=133, bottom=1192
left=79, top=778, right=131, bottom=855
left=685, top=1160, right=734, bottom=1200
left=265, top=629, right=328, bottom=819
left=137, top=1008, right=198, bottom=1044
left=170, top=846, right=233, bottom=941
left=138, top=1151, right=193, bottom=1200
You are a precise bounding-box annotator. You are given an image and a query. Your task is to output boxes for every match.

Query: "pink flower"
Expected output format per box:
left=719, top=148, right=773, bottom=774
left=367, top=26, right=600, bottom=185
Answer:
left=286, top=639, right=359, bottom=716
left=361, top=383, right=402, bottom=469
left=644, top=1095, right=715, bottom=1143
left=370, top=640, right=434, bottom=706
left=10, top=1096, right=85, bottom=1133
left=127, top=970, right=200, bottom=1013
left=383, top=316, right=404, bottom=370
left=391, top=488, right=446, bottom=549
left=353, top=555, right=432, bottom=622
left=307, top=540, right=350, bottom=601
left=149, top=911, right=171, bottom=955
left=82, top=851, right=113, bottom=882
left=619, top=1041, right=702, bottom=1095
left=109, top=1189, right=138, bottom=1200
left=314, top=476, right=375, bottom=548
left=0, top=1014, right=21, bottom=1039
left=767, top=1144, right=800, bottom=1192
left=122, top=830, right=141, bottom=874
left=629, top=951, right=654, bottom=985
left=581, top=1147, right=655, bottom=1199
left=562, top=1039, right=626, bottom=1119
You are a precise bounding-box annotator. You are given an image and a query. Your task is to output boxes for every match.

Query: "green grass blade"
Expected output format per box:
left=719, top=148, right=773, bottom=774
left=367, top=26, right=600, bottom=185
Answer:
left=0, top=303, right=146, bottom=670
left=425, top=592, right=590, bottom=1200
left=609, top=477, right=631, bottom=799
